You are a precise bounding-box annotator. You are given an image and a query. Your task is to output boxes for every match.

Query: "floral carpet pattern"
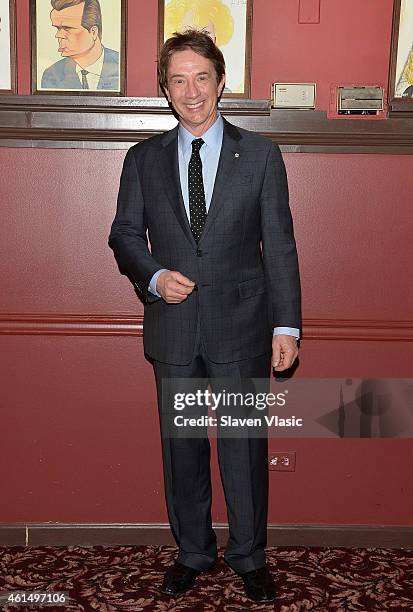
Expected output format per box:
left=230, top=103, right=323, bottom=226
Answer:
left=1, top=545, right=413, bottom=611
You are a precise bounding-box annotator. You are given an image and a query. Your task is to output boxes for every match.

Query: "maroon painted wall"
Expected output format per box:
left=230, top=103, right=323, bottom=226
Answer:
left=15, top=0, right=394, bottom=106
left=1, top=0, right=412, bottom=525
left=1, top=148, right=412, bottom=524
left=252, top=0, right=394, bottom=107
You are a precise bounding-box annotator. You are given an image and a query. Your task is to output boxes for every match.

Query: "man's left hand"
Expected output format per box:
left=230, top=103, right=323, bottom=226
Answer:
left=272, top=334, right=299, bottom=371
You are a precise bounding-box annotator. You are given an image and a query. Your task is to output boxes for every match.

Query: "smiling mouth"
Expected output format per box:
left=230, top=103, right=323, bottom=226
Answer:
left=186, top=101, right=204, bottom=110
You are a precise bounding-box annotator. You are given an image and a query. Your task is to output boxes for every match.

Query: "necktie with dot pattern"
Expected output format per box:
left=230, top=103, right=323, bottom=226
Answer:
left=188, top=138, right=207, bottom=243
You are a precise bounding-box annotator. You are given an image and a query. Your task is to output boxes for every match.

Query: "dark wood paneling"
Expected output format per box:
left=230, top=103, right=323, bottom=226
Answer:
left=269, top=524, right=413, bottom=548
left=0, top=525, right=26, bottom=546
left=1, top=523, right=410, bottom=548
left=28, top=524, right=176, bottom=547
left=1, top=97, right=413, bottom=152
left=0, top=95, right=270, bottom=113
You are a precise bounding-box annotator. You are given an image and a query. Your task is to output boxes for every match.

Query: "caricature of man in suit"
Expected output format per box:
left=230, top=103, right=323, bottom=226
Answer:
left=109, top=31, right=301, bottom=603
left=41, top=0, right=119, bottom=91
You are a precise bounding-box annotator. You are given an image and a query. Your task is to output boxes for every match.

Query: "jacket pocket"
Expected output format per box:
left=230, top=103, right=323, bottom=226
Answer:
left=232, top=173, right=253, bottom=187
left=238, top=276, right=267, bottom=299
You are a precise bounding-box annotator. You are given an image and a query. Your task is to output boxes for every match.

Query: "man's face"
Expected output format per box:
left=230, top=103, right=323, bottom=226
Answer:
left=165, top=49, right=225, bottom=136
left=50, top=2, right=98, bottom=58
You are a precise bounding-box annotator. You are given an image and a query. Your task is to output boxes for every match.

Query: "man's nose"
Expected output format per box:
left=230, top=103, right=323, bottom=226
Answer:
left=185, top=79, right=200, bottom=98
left=55, top=29, right=66, bottom=38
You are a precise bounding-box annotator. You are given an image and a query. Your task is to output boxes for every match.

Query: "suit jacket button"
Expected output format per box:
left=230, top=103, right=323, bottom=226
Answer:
left=196, top=249, right=202, bottom=257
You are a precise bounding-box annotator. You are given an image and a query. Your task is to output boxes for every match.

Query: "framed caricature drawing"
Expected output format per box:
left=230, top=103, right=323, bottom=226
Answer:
left=389, top=0, right=413, bottom=112
left=31, top=0, right=126, bottom=95
left=158, top=0, right=253, bottom=98
left=0, top=0, right=16, bottom=94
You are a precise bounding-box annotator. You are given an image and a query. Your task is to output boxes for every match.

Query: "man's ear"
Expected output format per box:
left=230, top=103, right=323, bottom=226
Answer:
left=218, top=75, right=226, bottom=98
left=90, top=25, right=99, bottom=40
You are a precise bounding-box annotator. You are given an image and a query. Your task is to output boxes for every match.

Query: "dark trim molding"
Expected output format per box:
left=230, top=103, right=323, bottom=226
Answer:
left=0, top=95, right=270, bottom=113
left=1, top=523, right=412, bottom=548
left=0, top=313, right=143, bottom=336
left=1, top=97, right=413, bottom=152
left=303, top=319, right=413, bottom=342
left=0, top=314, right=412, bottom=341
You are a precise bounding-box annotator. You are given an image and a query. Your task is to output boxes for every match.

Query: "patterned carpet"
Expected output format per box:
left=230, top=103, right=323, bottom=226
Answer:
left=1, top=545, right=413, bottom=611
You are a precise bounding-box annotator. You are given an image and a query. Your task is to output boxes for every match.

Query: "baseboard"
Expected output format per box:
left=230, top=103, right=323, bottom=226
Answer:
left=1, top=523, right=412, bottom=548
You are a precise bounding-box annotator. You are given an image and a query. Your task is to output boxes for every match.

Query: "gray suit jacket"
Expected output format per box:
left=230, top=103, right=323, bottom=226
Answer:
left=41, top=47, right=119, bottom=90
left=109, top=118, right=301, bottom=365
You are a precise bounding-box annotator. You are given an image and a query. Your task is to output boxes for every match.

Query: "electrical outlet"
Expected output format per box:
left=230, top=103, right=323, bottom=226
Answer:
left=268, top=451, right=296, bottom=472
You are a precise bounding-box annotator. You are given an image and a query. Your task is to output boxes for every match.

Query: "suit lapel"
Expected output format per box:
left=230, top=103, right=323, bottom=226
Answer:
left=199, top=118, right=242, bottom=244
left=158, top=127, right=196, bottom=247
left=98, top=48, right=118, bottom=89
left=157, top=118, right=242, bottom=247
left=62, top=58, right=82, bottom=89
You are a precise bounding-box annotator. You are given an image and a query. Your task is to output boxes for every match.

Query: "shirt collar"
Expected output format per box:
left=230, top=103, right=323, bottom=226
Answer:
left=178, top=113, right=223, bottom=156
left=75, top=47, right=105, bottom=77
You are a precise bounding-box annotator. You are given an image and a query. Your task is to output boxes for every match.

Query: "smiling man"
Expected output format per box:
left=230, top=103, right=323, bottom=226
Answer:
left=41, top=0, right=119, bottom=91
left=109, top=30, right=301, bottom=603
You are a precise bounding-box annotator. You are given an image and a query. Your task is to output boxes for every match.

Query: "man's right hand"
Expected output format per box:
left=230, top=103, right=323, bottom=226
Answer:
left=156, top=271, right=196, bottom=303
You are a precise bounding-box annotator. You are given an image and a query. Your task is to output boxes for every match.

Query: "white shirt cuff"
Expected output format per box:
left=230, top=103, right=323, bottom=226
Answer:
left=273, top=327, right=300, bottom=339
left=148, top=269, right=169, bottom=297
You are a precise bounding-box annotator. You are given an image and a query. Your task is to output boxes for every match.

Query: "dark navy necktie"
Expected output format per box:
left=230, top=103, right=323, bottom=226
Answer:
left=81, top=69, right=90, bottom=90
left=188, top=138, right=207, bottom=243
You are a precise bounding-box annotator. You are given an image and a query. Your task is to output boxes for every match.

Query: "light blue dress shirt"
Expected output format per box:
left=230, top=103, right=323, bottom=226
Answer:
left=148, top=114, right=300, bottom=339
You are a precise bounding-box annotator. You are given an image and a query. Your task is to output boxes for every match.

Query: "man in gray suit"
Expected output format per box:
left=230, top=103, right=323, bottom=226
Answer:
left=109, top=30, right=301, bottom=603
left=41, top=0, right=119, bottom=91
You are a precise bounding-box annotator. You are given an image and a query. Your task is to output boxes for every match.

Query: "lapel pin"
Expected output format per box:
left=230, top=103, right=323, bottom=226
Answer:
left=234, top=153, right=240, bottom=158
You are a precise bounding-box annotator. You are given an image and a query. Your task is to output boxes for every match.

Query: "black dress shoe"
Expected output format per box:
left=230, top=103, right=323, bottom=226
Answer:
left=240, top=566, right=276, bottom=602
left=160, top=562, right=200, bottom=596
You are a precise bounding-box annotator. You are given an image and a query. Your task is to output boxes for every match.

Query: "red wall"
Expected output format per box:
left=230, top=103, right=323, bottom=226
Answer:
left=252, top=0, right=394, bottom=108
left=1, top=149, right=412, bottom=524
left=1, top=149, right=413, bottom=322
left=1, top=0, right=412, bottom=526
left=16, top=0, right=395, bottom=107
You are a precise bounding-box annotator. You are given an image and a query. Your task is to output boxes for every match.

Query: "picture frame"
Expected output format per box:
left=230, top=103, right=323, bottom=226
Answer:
left=30, top=0, right=127, bottom=96
left=0, top=0, right=17, bottom=94
left=158, top=0, right=253, bottom=98
left=388, top=0, right=413, bottom=113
